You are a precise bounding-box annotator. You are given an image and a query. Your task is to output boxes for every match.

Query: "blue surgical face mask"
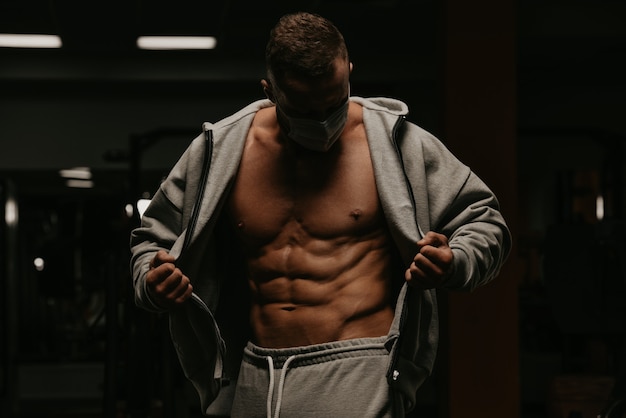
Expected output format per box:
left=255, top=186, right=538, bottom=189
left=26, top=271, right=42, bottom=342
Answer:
left=278, top=97, right=350, bottom=152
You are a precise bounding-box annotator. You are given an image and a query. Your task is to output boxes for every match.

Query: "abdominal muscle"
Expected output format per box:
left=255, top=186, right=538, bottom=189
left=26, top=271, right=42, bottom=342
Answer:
left=246, top=225, right=396, bottom=349
left=230, top=103, right=395, bottom=349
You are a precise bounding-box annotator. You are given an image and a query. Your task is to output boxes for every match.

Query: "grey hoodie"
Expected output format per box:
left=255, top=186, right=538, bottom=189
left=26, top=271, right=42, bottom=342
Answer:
left=130, top=97, right=511, bottom=414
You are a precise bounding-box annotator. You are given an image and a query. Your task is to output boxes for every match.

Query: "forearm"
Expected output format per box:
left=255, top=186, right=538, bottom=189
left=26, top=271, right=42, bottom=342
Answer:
left=130, top=190, right=185, bottom=312
left=439, top=180, right=511, bottom=291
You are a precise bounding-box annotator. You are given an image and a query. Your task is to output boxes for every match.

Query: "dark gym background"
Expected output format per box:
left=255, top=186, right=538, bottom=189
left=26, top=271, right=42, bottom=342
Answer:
left=1, top=0, right=625, bottom=417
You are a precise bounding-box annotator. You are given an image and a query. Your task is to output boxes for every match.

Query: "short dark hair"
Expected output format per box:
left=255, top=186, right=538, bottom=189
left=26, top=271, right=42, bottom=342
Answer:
left=265, top=12, right=348, bottom=87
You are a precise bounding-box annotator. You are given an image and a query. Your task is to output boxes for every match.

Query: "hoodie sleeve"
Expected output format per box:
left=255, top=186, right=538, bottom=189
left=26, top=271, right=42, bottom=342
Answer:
left=129, top=133, right=204, bottom=311
left=401, top=122, right=511, bottom=291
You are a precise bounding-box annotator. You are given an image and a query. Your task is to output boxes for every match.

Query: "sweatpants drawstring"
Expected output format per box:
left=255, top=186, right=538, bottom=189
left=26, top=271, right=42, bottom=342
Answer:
left=266, top=354, right=297, bottom=418
left=266, top=356, right=275, bottom=418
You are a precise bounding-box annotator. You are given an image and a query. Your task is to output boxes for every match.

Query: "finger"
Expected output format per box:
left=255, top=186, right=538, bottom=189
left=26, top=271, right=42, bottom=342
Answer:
left=155, top=268, right=186, bottom=295
left=146, top=262, right=175, bottom=286
left=417, top=231, right=447, bottom=248
left=150, top=250, right=176, bottom=269
left=414, top=253, right=445, bottom=278
left=410, top=247, right=444, bottom=272
left=174, top=283, right=194, bottom=304
left=163, top=277, right=193, bottom=306
left=419, top=245, right=453, bottom=270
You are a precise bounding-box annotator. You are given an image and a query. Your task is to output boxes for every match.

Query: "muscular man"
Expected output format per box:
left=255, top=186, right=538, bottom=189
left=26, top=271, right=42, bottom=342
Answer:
left=131, top=12, right=510, bottom=417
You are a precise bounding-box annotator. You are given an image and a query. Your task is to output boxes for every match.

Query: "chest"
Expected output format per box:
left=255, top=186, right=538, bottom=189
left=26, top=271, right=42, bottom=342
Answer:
left=228, top=135, right=383, bottom=242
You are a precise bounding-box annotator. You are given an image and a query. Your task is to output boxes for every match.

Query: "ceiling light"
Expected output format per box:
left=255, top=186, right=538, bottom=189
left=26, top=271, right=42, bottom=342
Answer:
left=59, top=167, right=94, bottom=188
left=136, top=36, right=217, bottom=50
left=65, top=179, right=94, bottom=189
left=59, top=167, right=92, bottom=180
left=34, top=257, right=45, bottom=272
left=0, top=34, right=62, bottom=48
left=5, top=196, right=18, bottom=227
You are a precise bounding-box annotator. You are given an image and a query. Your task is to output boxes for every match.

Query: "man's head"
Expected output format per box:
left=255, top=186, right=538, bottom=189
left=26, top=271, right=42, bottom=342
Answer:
left=265, top=11, right=349, bottom=89
left=262, top=12, right=352, bottom=152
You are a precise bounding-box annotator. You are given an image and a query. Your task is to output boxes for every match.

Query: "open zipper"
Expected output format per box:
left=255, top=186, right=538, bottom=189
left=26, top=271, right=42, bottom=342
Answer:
left=386, top=115, right=423, bottom=383
left=181, top=128, right=214, bottom=255
left=177, top=128, right=227, bottom=382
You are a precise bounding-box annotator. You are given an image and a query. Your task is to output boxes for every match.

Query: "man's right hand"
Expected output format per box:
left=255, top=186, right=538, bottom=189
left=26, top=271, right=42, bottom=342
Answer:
left=146, top=250, right=193, bottom=310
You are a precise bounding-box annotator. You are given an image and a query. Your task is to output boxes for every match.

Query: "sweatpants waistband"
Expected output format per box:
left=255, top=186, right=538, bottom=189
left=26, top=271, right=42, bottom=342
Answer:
left=243, top=336, right=390, bottom=369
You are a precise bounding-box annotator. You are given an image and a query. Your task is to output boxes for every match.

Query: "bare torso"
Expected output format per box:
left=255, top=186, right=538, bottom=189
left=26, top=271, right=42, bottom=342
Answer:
left=228, top=102, right=395, bottom=348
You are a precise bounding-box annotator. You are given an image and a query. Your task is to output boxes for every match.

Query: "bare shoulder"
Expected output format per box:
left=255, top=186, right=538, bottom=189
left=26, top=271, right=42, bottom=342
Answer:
left=245, top=105, right=281, bottom=150
left=343, top=101, right=364, bottom=135
left=251, top=105, right=277, bottom=127
left=339, top=101, right=365, bottom=147
left=349, top=100, right=363, bottom=118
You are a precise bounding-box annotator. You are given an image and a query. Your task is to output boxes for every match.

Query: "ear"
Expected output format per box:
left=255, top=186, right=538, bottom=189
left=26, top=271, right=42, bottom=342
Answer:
left=261, top=79, right=275, bottom=102
left=349, top=62, right=354, bottom=74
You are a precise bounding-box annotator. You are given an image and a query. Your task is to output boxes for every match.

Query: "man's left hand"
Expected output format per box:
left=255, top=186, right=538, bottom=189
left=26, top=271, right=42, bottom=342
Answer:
left=405, top=231, right=454, bottom=289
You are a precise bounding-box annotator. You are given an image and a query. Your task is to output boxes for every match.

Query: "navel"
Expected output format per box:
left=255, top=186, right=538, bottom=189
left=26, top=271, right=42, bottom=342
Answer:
left=350, top=209, right=362, bottom=221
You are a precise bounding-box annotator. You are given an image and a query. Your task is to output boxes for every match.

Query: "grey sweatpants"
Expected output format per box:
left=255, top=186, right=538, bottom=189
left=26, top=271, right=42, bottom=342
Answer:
left=230, top=336, right=396, bottom=418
